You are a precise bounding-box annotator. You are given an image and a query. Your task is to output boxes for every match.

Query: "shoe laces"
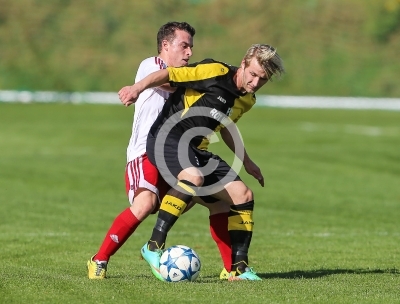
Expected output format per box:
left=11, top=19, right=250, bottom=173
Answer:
left=229, top=267, right=256, bottom=277
left=244, top=267, right=256, bottom=274
left=154, top=248, right=164, bottom=258
left=94, top=260, right=107, bottom=276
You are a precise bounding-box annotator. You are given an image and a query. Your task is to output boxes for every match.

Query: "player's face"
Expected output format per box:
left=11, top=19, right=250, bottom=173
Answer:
left=241, top=57, right=269, bottom=94
left=166, top=30, right=194, bottom=67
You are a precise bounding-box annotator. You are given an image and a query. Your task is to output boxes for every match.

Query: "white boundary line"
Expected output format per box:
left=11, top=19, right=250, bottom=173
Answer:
left=1, top=90, right=400, bottom=110
left=257, top=95, right=400, bottom=111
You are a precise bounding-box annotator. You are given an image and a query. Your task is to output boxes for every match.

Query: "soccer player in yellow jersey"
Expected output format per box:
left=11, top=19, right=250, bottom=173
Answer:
left=119, top=44, right=285, bottom=281
left=87, top=22, right=234, bottom=281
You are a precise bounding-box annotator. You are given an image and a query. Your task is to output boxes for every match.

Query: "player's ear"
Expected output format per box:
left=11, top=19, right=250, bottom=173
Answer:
left=162, top=39, right=169, bottom=51
left=240, top=60, right=245, bottom=69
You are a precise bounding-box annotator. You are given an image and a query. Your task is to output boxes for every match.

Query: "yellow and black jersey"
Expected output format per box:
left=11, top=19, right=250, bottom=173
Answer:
left=198, top=93, right=255, bottom=150
left=150, top=58, right=256, bottom=149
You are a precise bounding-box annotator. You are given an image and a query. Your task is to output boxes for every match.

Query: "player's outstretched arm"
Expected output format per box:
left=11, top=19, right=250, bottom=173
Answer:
left=220, top=127, right=264, bottom=187
left=242, top=157, right=264, bottom=187
left=118, top=69, right=170, bottom=107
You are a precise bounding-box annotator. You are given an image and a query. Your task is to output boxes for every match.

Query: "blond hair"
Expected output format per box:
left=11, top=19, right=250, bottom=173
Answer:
left=243, top=44, right=285, bottom=79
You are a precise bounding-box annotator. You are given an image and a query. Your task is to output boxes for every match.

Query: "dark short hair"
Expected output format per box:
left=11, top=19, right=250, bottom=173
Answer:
left=157, top=22, right=196, bottom=53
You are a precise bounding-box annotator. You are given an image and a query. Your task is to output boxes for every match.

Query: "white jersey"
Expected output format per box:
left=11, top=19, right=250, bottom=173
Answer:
left=126, top=57, right=170, bottom=162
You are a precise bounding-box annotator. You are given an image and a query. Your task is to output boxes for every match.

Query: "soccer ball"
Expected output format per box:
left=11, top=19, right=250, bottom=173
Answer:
left=159, top=245, right=201, bottom=282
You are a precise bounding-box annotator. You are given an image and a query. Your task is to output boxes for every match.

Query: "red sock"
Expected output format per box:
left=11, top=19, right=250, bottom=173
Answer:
left=94, top=208, right=141, bottom=261
left=209, top=212, right=231, bottom=272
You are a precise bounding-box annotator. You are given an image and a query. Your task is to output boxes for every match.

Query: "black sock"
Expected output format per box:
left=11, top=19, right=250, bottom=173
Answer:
left=148, top=180, right=197, bottom=251
left=228, top=201, right=254, bottom=274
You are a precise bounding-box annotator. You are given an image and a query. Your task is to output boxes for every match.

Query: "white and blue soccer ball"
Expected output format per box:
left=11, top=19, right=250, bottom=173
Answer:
left=159, top=245, right=201, bottom=282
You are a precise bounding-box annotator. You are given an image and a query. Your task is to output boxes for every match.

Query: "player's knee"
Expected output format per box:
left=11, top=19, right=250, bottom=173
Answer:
left=179, top=175, right=204, bottom=187
left=242, top=187, right=254, bottom=203
left=178, top=168, right=204, bottom=187
left=130, top=189, right=158, bottom=219
left=190, top=175, right=204, bottom=187
left=231, top=184, right=253, bottom=203
left=129, top=202, right=156, bottom=220
left=178, top=171, right=204, bottom=187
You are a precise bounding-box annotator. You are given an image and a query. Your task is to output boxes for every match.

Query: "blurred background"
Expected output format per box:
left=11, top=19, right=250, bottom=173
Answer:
left=1, top=2, right=399, bottom=301
left=0, top=0, right=399, bottom=97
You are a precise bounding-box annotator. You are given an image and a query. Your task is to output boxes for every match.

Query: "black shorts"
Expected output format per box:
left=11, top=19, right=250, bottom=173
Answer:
left=147, top=131, right=241, bottom=198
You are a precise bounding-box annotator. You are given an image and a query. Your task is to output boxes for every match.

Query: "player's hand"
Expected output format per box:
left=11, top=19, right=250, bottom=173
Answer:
left=243, top=158, right=264, bottom=187
left=118, top=85, right=140, bottom=107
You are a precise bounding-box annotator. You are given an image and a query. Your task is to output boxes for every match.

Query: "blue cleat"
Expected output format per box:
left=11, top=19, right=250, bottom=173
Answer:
left=140, top=243, right=165, bottom=281
left=228, top=267, right=262, bottom=281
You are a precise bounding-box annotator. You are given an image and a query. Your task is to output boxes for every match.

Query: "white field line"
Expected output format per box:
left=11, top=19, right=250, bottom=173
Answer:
left=257, top=95, right=400, bottom=111
left=0, top=232, right=69, bottom=237
left=2, top=91, right=400, bottom=111
left=300, top=122, right=400, bottom=137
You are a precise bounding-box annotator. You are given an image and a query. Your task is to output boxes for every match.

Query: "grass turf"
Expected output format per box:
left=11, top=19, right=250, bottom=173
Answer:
left=0, top=103, right=399, bottom=303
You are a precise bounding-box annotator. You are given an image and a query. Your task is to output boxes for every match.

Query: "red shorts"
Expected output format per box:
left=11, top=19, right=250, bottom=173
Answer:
left=125, top=153, right=170, bottom=213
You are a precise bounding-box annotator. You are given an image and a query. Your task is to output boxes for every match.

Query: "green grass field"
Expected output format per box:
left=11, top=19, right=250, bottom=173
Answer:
left=0, top=103, right=399, bottom=303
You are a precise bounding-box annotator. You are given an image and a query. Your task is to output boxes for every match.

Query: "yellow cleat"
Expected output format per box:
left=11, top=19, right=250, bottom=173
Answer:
left=219, top=268, right=230, bottom=280
left=87, top=256, right=107, bottom=279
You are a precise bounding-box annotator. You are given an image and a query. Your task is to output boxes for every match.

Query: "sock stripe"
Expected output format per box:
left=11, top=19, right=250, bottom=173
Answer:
left=177, top=181, right=197, bottom=196
left=160, top=195, right=187, bottom=217
left=228, top=214, right=254, bottom=231
left=229, top=208, right=252, bottom=215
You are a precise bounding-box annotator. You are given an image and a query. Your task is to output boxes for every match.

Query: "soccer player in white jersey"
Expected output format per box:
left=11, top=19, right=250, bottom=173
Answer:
left=87, top=22, right=232, bottom=280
